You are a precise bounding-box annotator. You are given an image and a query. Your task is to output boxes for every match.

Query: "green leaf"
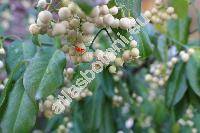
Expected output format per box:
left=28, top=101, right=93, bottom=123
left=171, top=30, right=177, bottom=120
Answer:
left=137, top=29, right=153, bottom=58
left=115, top=0, right=141, bottom=17
left=0, top=61, right=26, bottom=113
left=23, top=46, right=66, bottom=100
left=166, top=62, right=187, bottom=107
left=0, top=78, right=37, bottom=133
left=167, top=17, right=191, bottom=48
left=75, top=0, right=92, bottom=15
left=5, top=40, right=36, bottom=72
left=171, top=0, right=189, bottom=19
left=186, top=50, right=200, bottom=96
left=155, top=35, right=168, bottom=62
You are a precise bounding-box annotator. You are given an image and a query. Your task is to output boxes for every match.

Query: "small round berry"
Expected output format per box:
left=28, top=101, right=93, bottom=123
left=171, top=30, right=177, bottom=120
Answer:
left=109, top=65, right=117, bottom=74
left=103, top=14, right=115, bottom=26
left=130, top=48, right=140, bottom=57
left=171, top=14, right=178, bottom=19
left=151, top=8, right=158, bottom=14
left=0, top=60, right=4, bottom=69
left=167, top=7, right=175, bottom=14
left=129, top=18, right=136, bottom=27
left=155, top=0, right=162, bottom=6
left=111, top=19, right=119, bottom=28
left=52, top=23, right=67, bottom=36
left=37, top=0, right=47, bottom=8
left=130, top=40, right=137, bottom=48
left=82, top=52, right=94, bottom=62
left=171, top=57, right=178, bottom=64
left=67, top=68, right=74, bottom=75
left=144, top=10, right=152, bottom=18
left=122, top=50, right=131, bottom=60
left=115, top=58, right=124, bottom=66
left=58, top=7, right=72, bottom=20
left=90, top=6, right=100, bottom=18
left=38, top=10, right=53, bottom=23
left=82, top=22, right=95, bottom=35
left=181, top=53, right=190, bottom=62
left=109, top=6, right=118, bottom=15
left=29, top=23, right=40, bottom=34
left=0, top=48, right=5, bottom=54
left=188, top=48, right=195, bottom=55
left=100, top=5, right=109, bottom=15
left=120, top=17, right=131, bottom=29
left=145, top=74, right=152, bottom=81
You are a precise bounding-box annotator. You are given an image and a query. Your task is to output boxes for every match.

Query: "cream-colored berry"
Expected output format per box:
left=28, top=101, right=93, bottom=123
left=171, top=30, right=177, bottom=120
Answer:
left=38, top=10, right=53, bottom=23
left=82, top=22, right=95, bottom=34
left=144, top=11, right=152, bottom=18
left=0, top=48, right=5, bottom=54
left=130, top=40, right=137, bottom=48
left=171, top=14, right=178, bottom=19
left=131, top=48, right=140, bottom=57
left=109, top=6, right=118, bottom=15
left=115, top=58, right=124, bottom=66
left=29, top=23, right=40, bottom=35
left=120, top=18, right=131, bottom=29
left=181, top=53, right=190, bottom=62
left=82, top=52, right=94, bottom=62
left=111, top=19, right=119, bottom=28
left=58, top=7, right=72, bottom=20
left=188, top=48, right=195, bottom=55
left=52, top=23, right=67, bottom=36
left=0, top=60, right=4, bottom=69
left=37, top=0, right=47, bottom=8
left=90, top=6, right=100, bottom=18
left=122, top=50, right=131, bottom=60
left=145, top=74, right=152, bottom=81
left=67, top=68, right=74, bottom=75
left=103, top=14, right=115, bottom=26
left=109, top=65, right=117, bottom=74
left=100, top=5, right=109, bottom=15
left=151, top=8, right=158, bottom=14
left=155, top=0, right=162, bottom=5
left=171, top=57, right=178, bottom=64
left=167, top=7, right=175, bottom=14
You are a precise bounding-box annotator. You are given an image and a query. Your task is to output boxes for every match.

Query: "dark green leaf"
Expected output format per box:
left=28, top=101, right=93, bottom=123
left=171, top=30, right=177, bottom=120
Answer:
left=0, top=78, right=37, bottom=133
left=186, top=50, right=200, bottom=96
left=166, top=62, right=187, bottom=107
left=171, top=0, right=189, bottom=19
left=23, top=46, right=66, bottom=100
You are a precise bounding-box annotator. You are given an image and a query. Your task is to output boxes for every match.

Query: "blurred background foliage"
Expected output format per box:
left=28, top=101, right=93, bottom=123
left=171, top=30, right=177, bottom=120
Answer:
left=0, top=0, right=200, bottom=133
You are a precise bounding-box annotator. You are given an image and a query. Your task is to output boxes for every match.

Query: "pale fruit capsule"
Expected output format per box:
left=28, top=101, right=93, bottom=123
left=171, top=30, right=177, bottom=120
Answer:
left=119, top=17, right=131, bottom=29
left=151, top=8, right=158, bottom=14
left=0, top=48, right=5, bottom=54
left=109, top=65, right=117, bottom=74
left=0, top=60, right=4, bottom=69
left=82, top=22, right=95, bottom=35
left=29, top=23, right=40, bottom=34
left=130, top=40, right=137, bottom=48
left=105, top=51, right=116, bottom=62
left=145, top=74, right=152, bottom=81
left=82, top=52, right=94, bottom=62
left=181, top=53, right=190, bottom=62
left=155, top=0, right=162, bottom=6
left=171, top=14, right=178, bottom=19
left=90, top=6, right=100, bottom=18
left=103, top=14, right=115, bottom=26
left=100, top=5, right=109, bottom=15
left=188, top=48, right=195, bottom=55
left=52, top=23, right=67, bottom=36
left=171, top=57, right=178, bottom=64
left=94, top=17, right=104, bottom=26
left=37, top=0, right=47, bottom=8
left=144, top=10, right=152, bottom=18
left=58, top=7, right=72, bottom=20
left=131, top=48, right=140, bottom=57
left=111, top=19, right=119, bottom=28
left=115, top=58, right=124, bottom=66
left=69, top=18, right=80, bottom=29
left=67, top=68, right=74, bottom=75
left=38, top=10, right=52, bottom=23
left=129, top=18, right=136, bottom=27
left=122, top=50, right=131, bottom=60
left=167, top=7, right=175, bottom=14
left=109, top=6, right=118, bottom=15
